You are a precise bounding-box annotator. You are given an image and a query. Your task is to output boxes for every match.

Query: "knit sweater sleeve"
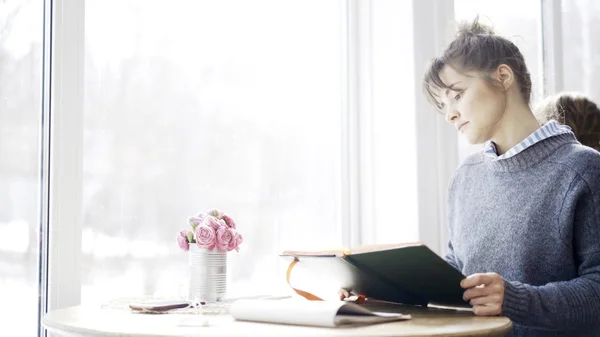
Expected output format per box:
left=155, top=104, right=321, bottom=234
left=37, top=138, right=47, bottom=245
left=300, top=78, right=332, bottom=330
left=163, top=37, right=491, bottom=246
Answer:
left=502, top=174, right=600, bottom=330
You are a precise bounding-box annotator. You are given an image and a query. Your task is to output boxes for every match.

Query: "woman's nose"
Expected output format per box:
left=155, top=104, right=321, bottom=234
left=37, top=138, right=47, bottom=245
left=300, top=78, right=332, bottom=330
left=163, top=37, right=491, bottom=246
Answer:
left=445, top=107, right=459, bottom=124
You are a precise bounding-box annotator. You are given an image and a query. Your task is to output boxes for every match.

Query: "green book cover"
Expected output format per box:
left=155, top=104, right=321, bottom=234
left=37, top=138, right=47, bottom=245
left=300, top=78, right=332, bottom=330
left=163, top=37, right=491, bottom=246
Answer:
left=281, top=244, right=468, bottom=308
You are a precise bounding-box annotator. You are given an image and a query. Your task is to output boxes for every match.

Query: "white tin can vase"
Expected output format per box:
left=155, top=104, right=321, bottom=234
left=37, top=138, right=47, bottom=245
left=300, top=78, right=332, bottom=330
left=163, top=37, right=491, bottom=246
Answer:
left=188, top=245, right=227, bottom=303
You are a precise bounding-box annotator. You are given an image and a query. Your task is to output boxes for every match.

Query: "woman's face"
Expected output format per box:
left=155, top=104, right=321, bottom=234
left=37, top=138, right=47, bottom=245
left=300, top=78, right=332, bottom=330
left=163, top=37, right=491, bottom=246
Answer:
left=436, top=66, right=507, bottom=144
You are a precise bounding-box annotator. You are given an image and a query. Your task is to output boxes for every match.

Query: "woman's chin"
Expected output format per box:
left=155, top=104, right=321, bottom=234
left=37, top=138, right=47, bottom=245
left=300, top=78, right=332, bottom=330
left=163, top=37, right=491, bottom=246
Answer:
left=463, top=132, right=486, bottom=145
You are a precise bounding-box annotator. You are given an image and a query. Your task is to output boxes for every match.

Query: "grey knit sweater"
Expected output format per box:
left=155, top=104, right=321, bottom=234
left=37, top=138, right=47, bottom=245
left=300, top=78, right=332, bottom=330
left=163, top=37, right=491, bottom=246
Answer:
left=445, top=132, right=600, bottom=336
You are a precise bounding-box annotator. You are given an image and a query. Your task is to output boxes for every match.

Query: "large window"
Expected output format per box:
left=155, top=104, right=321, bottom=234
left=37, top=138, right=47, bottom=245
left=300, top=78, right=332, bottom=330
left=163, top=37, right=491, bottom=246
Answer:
left=0, top=0, right=44, bottom=336
left=79, top=0, right=345, bottom=304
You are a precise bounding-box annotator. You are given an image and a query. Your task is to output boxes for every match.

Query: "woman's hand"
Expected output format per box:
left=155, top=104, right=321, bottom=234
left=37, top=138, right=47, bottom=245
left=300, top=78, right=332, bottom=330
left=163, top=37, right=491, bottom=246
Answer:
left=338, top=288, right=351, bottom=301
left=338, top=288, right=366, bottom=303
left=461, top=272, right=505, bottom=316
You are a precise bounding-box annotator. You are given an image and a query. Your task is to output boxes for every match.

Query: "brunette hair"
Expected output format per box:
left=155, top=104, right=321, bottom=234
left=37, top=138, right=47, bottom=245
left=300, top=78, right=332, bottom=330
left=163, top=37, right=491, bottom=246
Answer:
left=423, top=17, right=532, bottom=110
left=535, top=92, right=600, bottom=151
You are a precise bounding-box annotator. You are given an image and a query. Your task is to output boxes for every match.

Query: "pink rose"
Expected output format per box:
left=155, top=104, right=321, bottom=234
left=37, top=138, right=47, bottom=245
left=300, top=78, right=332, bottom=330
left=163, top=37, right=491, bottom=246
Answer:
left=216, top=226, right=233, bottom=251
left=201, top=215, right=221, bottom=232
left=177, top=230, right=190, bottom=251
left=221, top=214, right=236, bottom=229
left=195, top=224, right=216, bottom=250
left=226, top=228, right=239, bottom=251
left=206, top=208, right=224, bottom=219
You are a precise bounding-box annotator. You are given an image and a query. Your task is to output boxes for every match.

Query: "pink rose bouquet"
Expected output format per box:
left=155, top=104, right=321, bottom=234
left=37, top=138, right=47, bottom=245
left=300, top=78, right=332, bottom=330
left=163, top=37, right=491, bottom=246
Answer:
left=177, top=208, right=243, bottom=252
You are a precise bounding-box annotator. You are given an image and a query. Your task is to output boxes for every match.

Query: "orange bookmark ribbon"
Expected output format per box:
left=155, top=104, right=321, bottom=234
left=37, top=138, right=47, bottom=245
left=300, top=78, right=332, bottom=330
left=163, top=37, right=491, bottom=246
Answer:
left=286, top=258, right=366, bottom=304
left=286, top=258, right=324, bottom=301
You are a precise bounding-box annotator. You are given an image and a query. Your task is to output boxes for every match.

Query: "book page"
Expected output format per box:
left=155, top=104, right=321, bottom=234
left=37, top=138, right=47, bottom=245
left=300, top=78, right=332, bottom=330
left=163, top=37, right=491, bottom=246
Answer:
left=334, top=314, right=409, bottom=325
left=427, top=302, right=474, bottom=312
left=349, top=242, right=423, bottom=254
left=229, top=299, right=343, bottom=327
left=229, top=299, right=411, bottom=327
left=281, top=242, right=424, bottom=257
left=280, top=249, right=348, bottom=257
left=335, top=303, right=411, bottom=325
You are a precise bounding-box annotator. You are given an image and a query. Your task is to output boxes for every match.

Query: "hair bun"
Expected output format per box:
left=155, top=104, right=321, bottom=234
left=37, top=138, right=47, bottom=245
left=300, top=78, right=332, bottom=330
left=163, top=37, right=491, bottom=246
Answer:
left=457, top=16, right=495, bottom=37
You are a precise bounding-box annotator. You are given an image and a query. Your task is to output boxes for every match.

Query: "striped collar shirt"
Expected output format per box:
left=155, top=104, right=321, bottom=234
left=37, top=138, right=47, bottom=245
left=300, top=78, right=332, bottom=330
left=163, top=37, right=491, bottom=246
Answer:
left=483, top=120, right=572, bottom=161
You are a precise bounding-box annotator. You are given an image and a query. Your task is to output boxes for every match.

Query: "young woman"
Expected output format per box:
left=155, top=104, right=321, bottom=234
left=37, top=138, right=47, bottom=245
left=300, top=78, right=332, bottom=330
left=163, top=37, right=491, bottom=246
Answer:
left=536, top=92, right=600, bottom=151
left=422, top=18, right=600, bottom=336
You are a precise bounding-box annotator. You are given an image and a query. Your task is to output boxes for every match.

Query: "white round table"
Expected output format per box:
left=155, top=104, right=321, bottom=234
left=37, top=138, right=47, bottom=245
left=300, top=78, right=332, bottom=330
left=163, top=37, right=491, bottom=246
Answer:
left=43, top=302, right=512, bottom=337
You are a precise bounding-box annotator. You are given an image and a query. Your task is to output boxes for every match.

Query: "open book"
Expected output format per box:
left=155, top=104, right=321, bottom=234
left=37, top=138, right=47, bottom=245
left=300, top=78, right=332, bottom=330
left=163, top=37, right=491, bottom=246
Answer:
left=229, top=299, right=410, bottom=328
left=281, top=242, right=469, bottom=308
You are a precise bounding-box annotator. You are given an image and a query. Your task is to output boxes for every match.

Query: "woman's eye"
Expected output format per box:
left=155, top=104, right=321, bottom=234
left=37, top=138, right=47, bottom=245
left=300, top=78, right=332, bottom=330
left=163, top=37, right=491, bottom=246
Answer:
left=454, top=92, right=463, bottom=100
left=436, top=102, right=445, bottom=111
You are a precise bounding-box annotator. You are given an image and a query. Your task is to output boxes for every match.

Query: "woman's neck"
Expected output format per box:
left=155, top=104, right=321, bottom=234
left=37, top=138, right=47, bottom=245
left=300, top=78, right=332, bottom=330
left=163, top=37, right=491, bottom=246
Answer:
left=491, top=103, right=541, bottom=156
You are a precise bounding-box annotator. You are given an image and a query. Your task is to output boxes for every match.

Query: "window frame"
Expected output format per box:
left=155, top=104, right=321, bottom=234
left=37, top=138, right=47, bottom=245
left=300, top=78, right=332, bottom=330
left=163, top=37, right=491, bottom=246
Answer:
left=42, top=0, right=85, bottom=318
left=541, top=0, right=564, bottom=95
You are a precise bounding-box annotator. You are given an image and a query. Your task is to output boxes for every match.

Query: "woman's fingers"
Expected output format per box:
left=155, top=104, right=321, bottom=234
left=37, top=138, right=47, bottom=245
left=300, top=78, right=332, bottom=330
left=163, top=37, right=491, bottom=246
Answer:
left=338, top=288, right=350, bottom=300
left=469, top=294, right=503, bottom=306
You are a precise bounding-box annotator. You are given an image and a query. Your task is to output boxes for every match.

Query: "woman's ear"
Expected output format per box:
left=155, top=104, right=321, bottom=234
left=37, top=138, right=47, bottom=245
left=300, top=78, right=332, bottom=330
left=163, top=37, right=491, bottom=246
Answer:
left=495, top=64, right=514, bottom=91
